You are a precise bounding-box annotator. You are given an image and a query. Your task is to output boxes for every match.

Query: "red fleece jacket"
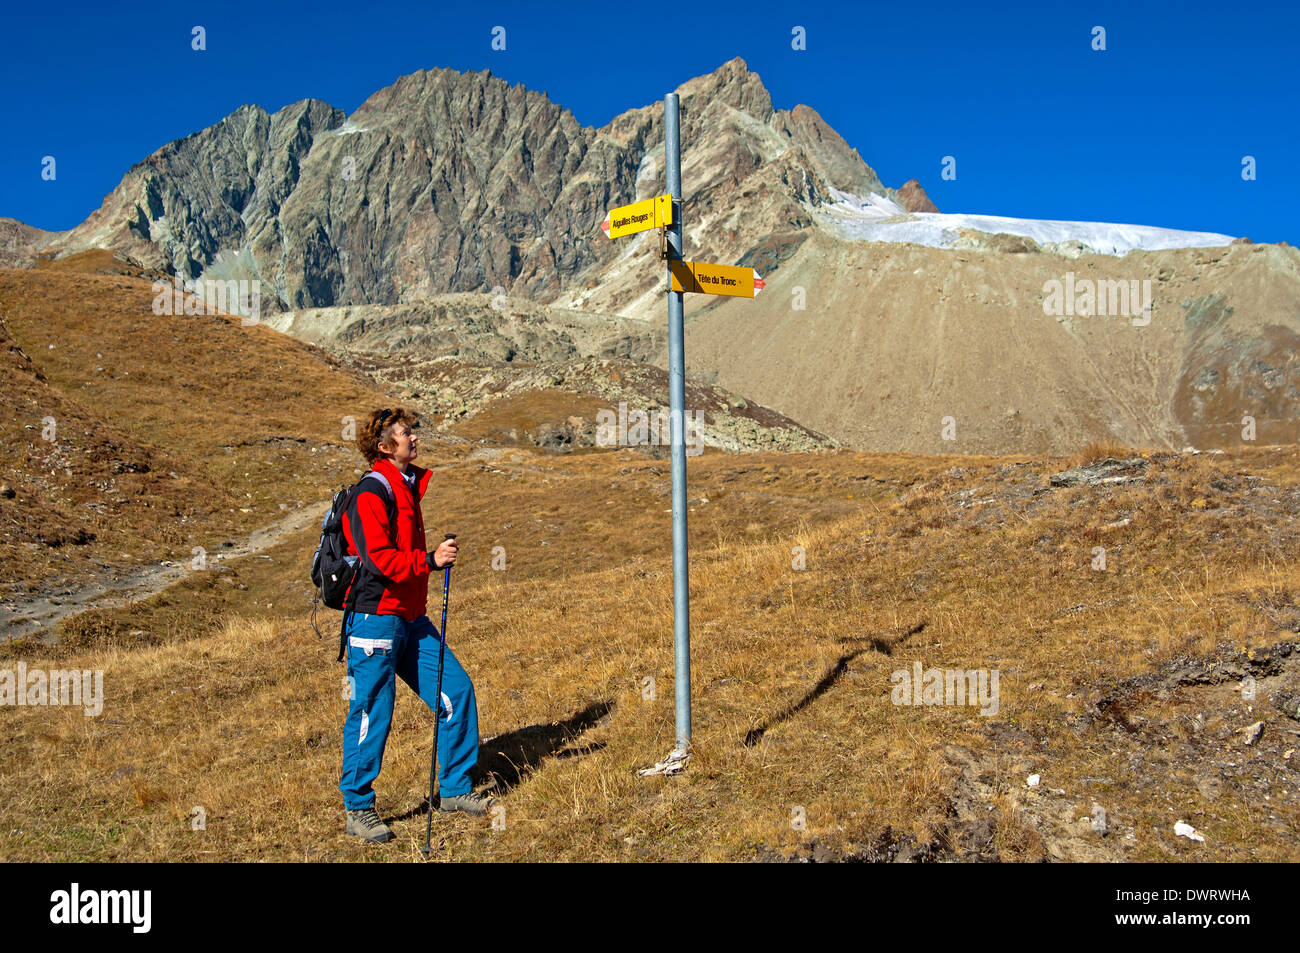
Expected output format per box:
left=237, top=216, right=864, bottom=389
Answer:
left=341, top=457, right=433, bottom=620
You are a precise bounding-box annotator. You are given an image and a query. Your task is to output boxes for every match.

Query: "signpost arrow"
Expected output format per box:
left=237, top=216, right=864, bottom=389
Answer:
left=669, top=260, right=765, bottom=298
left=601, top=194, right=673, bottom=239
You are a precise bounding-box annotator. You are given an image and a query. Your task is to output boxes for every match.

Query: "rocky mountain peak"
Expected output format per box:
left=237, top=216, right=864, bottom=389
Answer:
left=36, top=59, right=925, bottom=314
left=676, top=57, right=774, bottom=121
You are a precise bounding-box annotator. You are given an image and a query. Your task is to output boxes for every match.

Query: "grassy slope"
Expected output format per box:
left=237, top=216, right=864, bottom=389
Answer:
left=0, top=255, right=389, bottom=617
left=2, top=436, right=1299, bottom=862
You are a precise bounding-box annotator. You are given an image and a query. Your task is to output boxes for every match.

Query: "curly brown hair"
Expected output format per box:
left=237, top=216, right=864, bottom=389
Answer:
left=357, top=407, right=419, bottom=464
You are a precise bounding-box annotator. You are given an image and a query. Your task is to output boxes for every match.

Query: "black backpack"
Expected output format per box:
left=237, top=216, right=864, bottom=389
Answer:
left=310, top=471, right=397, bottom=661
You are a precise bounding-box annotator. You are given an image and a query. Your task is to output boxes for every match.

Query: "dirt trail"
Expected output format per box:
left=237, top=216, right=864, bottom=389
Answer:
left=0, top=505, right=321, bottom=643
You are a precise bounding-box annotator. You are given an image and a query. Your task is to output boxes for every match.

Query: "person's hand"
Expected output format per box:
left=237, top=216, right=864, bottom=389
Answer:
left=430, top=537, right=458, bottom=570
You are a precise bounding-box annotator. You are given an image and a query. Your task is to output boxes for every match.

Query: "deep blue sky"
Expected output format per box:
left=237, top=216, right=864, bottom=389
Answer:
left=2, top=0, right=1296, bottom=242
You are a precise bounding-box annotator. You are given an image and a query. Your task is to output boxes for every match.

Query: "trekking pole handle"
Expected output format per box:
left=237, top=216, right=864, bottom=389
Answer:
left=438, top=535, right=454, bottom=646
left=429, top=534, right=457, bottom=572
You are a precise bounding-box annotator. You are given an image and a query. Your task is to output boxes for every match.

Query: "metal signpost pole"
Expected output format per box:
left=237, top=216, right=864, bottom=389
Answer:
left=664, top=92, right=691, bottom=758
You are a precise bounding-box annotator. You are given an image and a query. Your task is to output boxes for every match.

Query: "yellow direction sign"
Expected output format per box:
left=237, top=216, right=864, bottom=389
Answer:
left=601, top=194, right=673, bottom=239
left=669, top=260, right=765, bottom=298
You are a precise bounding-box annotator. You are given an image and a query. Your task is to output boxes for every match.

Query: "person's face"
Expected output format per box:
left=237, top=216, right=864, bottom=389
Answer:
left=380, top=421, right=418, bottom=465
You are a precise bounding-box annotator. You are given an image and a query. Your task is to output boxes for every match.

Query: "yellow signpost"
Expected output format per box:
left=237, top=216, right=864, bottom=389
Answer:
left=669, top=259, right=765, bottom=298
left=601, top=194, right=673, bottom=239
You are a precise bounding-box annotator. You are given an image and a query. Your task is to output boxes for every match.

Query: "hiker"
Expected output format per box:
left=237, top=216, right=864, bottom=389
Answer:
left=339, top=407, right=491, bottom=843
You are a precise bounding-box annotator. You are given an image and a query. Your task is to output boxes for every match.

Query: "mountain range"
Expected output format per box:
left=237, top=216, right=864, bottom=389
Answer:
left=6, top=57, right=1299, bottom=455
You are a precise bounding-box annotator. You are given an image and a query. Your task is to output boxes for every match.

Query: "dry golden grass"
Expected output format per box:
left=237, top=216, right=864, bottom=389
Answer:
left=1071, top=438, right=1137, bottom=466
left=31, top=249, right=165, bottom=279
left=3, top=441, right=1300, bottom=862
left=0, top=265, right=390, bottom=605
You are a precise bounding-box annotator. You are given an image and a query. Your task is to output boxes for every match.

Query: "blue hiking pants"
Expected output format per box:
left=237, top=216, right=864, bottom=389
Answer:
left=339, top=612, right=479, bottom=810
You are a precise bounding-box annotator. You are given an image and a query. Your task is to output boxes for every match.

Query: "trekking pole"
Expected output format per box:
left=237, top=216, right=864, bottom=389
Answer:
left=421, top=533, right=455, bottom=858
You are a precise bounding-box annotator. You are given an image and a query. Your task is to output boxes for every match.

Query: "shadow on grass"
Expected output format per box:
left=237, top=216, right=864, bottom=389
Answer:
left=475, top=699, right=613, bottom=795
left=744, top=621, right=927, bottom=747
left=836, top=620, right=927, bottom=656
left=744, top=651, right=867, bottom=747
left=393, top=699, right=614, bottom=820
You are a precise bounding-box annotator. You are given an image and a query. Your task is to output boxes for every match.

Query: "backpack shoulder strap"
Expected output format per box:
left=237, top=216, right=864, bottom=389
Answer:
left=359, top=471, right=398, bottom=521
left=345, top=470, right=400, bottom=585
left=338, top=471, right=400, bottom=664
left=362, top=470, right=393, bottom=500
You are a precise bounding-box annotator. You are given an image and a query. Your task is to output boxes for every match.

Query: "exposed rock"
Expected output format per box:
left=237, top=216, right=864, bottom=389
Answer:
left=1039, top=239, right=1092, bottom=259
left=896, top=178, right=939, bottom=213
left=953, top=230, right=1042, bottom=255
left=989, top=232, right=1041, bottom=254
left=1272, top=683, right=1300, bottom=721
left=530, top=420, right=584, bottom=452
left=43, top=100, right=346, bottom=288
left=36, top=59, right=921, bottom=317
left=1048, top=457, right=1147, bottom=488
left=0, top=218, right=62, bottom=268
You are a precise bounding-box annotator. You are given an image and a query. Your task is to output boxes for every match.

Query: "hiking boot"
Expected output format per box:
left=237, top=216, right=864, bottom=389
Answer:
left=438, top=792, right=494, bottom=816
left=345, top=807, right=395, bottom=843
